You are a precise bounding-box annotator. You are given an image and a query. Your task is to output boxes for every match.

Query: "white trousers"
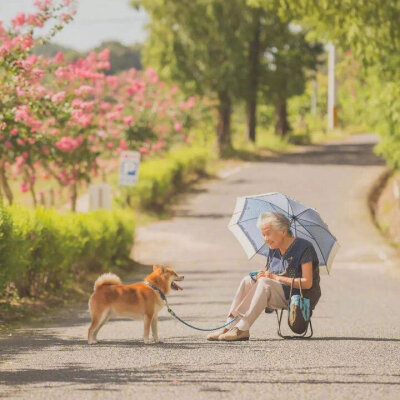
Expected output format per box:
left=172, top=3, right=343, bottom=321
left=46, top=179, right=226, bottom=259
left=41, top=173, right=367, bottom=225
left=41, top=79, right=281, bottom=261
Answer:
left=228, top=275, right=289, bottom=331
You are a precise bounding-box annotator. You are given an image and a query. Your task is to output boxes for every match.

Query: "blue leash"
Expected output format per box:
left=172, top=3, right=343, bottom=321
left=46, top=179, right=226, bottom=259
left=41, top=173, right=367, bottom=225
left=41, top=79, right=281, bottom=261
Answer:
left=144, top=281, right=238, bottom=332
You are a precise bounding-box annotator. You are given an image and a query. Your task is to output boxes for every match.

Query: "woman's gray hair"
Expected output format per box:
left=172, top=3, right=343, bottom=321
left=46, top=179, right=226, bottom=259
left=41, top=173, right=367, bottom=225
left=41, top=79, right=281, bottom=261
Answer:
left=257, top=211, right=293, bottom=236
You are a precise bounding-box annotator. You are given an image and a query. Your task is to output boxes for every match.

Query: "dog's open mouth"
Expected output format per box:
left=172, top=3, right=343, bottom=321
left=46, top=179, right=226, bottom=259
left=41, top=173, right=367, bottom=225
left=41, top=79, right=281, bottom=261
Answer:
left=171, top=281, right=183, bottom=291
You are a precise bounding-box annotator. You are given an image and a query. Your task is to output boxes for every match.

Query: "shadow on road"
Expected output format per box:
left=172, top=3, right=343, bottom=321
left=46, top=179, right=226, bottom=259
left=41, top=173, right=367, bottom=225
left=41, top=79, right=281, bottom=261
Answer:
left=231, top=142, right=384, bottom=167
left=1, top=360, right=400, bottom=387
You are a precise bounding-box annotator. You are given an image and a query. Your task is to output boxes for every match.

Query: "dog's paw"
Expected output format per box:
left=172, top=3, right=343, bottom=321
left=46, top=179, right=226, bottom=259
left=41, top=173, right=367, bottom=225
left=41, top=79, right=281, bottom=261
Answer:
left=154, top=338, right=162, bottom=343
left=88, top=339, right=99, bottom=345
left=143, top=338, right=150, bottom=344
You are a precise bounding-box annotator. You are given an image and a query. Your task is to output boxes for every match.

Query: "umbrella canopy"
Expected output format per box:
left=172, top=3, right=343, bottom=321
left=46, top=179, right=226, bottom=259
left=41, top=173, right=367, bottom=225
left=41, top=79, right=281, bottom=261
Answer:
left=228, top=192, right=339, bottom=273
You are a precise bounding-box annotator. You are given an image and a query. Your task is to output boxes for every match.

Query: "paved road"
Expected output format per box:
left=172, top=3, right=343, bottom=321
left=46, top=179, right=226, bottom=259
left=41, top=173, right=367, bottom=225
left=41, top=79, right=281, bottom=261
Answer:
left=1, top=133, right=399, bottom=400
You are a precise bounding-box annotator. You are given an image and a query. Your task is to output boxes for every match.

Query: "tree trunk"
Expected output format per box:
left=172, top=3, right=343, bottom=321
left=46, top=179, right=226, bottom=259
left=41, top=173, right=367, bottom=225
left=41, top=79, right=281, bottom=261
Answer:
left=23, top=166, right=37, bottom=208
left=0, top=155, right=13, bottom=205
left=70, top=182, right=78, bottom=212
left=246, top=8, right=262, bottom=143
left=274, top=97, right=290, bottom=137
left=217, top=92, right=232, bottom=156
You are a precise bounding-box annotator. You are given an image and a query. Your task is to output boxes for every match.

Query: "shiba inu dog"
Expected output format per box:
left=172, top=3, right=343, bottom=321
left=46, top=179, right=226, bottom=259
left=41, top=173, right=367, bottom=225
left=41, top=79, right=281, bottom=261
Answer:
left=88, top=265, right=184, bottom=344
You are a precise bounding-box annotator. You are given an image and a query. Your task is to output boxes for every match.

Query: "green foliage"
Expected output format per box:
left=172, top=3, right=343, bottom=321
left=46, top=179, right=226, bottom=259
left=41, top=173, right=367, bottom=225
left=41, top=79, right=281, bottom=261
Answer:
left=251, top=0, right=400, bottom=167
left=0, top=205, right=134, bottom=297
left=138, top=0, right=249, bottom=98
left=117, top=145, right=211, bottom=209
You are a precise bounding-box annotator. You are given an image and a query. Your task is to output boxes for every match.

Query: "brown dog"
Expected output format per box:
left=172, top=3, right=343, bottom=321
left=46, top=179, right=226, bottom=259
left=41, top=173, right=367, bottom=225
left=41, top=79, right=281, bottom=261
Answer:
left=88, top=265, right=184, bottom=344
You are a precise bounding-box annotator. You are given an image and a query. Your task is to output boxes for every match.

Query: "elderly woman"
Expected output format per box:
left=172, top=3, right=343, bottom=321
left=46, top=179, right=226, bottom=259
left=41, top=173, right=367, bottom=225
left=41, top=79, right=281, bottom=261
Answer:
left=207, top=211, right=321, bottom=341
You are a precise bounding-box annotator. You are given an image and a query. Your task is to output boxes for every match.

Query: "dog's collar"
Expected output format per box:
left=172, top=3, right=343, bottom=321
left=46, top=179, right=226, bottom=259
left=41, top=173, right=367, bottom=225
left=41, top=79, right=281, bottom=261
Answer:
left=144, top=281, right=167, bottom=302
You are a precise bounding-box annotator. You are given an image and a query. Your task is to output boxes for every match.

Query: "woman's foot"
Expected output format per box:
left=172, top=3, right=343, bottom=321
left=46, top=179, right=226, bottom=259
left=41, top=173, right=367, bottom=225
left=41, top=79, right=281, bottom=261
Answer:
left=218, top=327, right=250, bottom=341
left=206, top=327, right=229, bottom=341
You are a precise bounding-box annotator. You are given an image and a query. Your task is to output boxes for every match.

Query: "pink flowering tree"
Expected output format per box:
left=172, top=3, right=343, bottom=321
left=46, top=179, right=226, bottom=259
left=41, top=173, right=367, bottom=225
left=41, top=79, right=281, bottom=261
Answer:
left=0, top=0, right=76, bottom=205
left=0, top=1, right=201, bottom=211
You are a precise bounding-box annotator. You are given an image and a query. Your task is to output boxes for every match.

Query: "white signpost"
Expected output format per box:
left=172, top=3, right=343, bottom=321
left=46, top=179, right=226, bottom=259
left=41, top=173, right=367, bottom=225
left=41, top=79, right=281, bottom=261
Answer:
left=118, top=150, right=141, bottom=186
left=88, top=183, right=112, bottom=211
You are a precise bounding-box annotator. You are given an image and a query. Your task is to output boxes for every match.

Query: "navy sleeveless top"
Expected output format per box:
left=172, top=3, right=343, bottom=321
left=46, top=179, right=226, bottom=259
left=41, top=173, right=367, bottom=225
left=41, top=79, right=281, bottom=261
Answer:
left=265, top=237, right=321, bottom=309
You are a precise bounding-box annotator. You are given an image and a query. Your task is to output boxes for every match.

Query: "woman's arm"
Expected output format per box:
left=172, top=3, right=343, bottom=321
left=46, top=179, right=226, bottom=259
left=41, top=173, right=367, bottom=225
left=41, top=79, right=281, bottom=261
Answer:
left=257, top=261, right=313, bottom=289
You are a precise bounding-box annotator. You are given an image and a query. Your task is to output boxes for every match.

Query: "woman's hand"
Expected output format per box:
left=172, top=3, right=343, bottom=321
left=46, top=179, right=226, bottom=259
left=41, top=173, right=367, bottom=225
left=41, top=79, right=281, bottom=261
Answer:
left=256, top=271, right=275, bottom=280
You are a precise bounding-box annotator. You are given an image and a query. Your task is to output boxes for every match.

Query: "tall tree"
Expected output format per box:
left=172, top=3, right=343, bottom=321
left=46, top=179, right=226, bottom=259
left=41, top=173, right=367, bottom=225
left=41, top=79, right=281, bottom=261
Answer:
left=132, top=0, right=249, bottom=155
left=246, top=7, right=263, bottom=142
left=259, top=20, right=322, bottom=136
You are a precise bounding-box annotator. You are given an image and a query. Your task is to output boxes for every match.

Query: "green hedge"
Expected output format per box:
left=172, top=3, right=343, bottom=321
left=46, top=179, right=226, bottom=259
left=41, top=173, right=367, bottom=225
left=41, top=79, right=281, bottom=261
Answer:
left=118, top=146, right=210, bottom=209
left=0, top=205, right=134, bottom=298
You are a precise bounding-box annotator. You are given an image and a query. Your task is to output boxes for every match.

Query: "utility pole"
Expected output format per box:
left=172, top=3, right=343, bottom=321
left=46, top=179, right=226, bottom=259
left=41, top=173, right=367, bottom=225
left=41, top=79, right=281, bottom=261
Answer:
left=327, top=44, right=338, bottom=130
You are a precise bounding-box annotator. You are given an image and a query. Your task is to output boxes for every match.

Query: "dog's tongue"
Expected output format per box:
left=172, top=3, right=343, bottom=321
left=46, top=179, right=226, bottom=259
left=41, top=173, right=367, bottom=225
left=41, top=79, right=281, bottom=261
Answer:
left=171, top=281, right=183, bottom=291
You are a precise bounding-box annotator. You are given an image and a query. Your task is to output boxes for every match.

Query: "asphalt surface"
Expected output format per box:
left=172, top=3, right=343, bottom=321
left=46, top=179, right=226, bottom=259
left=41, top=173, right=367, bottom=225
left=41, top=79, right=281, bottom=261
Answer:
left=1, top=133, right=399, bottom=400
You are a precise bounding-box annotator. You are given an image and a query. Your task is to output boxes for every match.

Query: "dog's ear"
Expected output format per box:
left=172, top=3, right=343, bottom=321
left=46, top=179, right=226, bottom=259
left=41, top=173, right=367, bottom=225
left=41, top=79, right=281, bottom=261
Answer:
left=153, top=265, right=167, bottom=274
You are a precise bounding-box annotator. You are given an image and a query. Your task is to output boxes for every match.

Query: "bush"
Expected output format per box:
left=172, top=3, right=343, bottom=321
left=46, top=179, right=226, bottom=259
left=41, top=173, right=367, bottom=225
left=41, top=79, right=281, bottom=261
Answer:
left=0, top=205, right=134, bottom=298
left=118, top=146, right=210, bottom=209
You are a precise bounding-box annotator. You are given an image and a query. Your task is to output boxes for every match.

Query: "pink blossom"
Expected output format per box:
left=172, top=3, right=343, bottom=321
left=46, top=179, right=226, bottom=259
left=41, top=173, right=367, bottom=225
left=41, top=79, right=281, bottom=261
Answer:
left=34, top=0, right=52, bottom=11
left=146, top=67, right=159, bottom=84
left=127, top=81, right=145, bottom=95
left=81, top=101, right=94, bottom=112
left=179, top=96, right=195, bottom=110
left=174, top=121, right=183, bottom=132
left=11, top=13, right=26, bottom=27
left=98, top=48, right=110, bottom=62
left=15, top=105, right=30, bottom=122
left=19, top=35, right=34, bottom=51
left=138, top=147, right=149, bottom=154
left=119, top=139, right=128, bottom=150
left=54, top=51, right=65, bottom=64
left=32, top=68, right=45, bottom=80
left=152, top=141, right=164, bottom=151
left=51, top=91, right=66, bottom=103
left=123, top=116, right=134, bottom=126
left=20, top=182, right=28, bottom=193
left=75, top=85, right=93, bottom=96
left=17, top=87, right=26, bottom=97
left=4, top=141, right=13, bottom=149
left=71, top=98, right=83, bottom=108
left=55, top=135, right=84, bottom=153
left=27, top=12, right=44, bottom=27
left=15, top=156, right=25, bottom=167
left=106, top=111, right=120, bottom=121
left=71, top=109, right=92, bottom=127
left=60, top=13, right=72, bottom=23
left=106, top=76, right=118, bottom=87
left=11, top=128, right=18, bottom=136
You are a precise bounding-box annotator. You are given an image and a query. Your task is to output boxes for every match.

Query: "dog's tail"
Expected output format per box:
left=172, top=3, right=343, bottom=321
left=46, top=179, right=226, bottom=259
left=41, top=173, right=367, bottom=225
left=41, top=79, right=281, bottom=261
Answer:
left=93, top=273, right=121, bottom=291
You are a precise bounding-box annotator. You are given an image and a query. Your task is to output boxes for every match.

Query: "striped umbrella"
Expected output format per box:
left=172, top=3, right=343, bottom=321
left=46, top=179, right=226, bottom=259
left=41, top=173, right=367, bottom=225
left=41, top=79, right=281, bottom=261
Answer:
left=228, top=192, right=339, bottom=273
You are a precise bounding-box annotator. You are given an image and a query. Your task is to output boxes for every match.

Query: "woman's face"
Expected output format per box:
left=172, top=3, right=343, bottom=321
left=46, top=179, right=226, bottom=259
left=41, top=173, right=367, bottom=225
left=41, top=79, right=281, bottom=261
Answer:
left=260, top=223, right=285, bottom=249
